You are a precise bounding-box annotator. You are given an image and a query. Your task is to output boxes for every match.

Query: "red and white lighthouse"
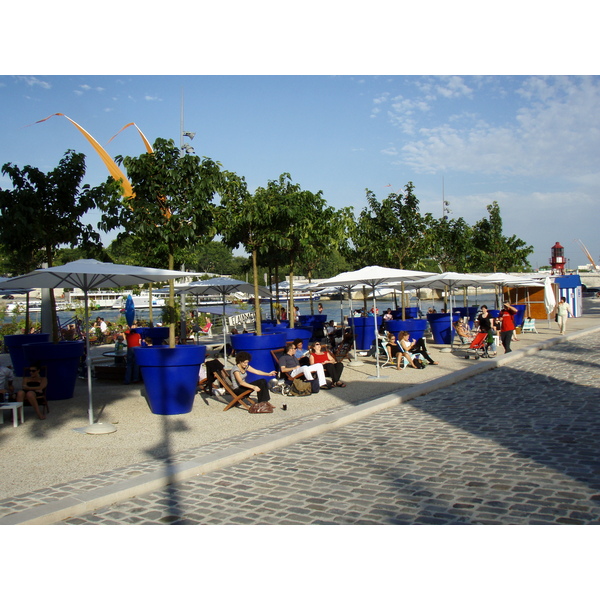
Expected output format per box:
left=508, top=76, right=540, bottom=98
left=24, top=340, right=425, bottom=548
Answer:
left=550, top=242, right=566, bottom=274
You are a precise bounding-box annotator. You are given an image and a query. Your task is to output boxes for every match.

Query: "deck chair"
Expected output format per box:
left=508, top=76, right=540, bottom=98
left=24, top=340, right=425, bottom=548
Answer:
left=377, top=335, right=395, bottom=368
left=213, top=370, right=255, bottom=411
left=521, top=318, right=538, bottom=333
left=270, top=348, right=305, bottom=387
left=333, top=341, right=353, bottom=363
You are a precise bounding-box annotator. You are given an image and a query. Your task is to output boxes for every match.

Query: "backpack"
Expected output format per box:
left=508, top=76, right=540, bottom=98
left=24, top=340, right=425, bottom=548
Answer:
left=288, top=378, right=312, bottom=396
left=414, top=357, right=425, bottom=369
left=310, top=378, right=320, bottom=394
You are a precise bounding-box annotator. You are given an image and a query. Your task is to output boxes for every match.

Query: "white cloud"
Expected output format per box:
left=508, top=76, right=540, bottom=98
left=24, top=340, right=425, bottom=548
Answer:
left=144, top=95, right=162, bottom=101
left=397, top=76, right=600, bottom=178
left=18, top=76, right=51, bottom=89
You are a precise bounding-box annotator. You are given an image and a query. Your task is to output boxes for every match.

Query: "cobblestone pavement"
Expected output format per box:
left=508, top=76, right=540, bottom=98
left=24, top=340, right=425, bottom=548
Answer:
left=59, top=333, right=600, bottom=525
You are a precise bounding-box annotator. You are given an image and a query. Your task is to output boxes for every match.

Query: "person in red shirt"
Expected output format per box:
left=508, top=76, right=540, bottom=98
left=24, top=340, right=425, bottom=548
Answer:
left=124, top=326, right=142, bottom=383
left=497, top=302, right=518, bottom=353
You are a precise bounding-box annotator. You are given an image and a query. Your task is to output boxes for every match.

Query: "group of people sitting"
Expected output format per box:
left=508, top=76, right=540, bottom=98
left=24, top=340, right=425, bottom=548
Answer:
left=385, top=331, right=438, bottom=369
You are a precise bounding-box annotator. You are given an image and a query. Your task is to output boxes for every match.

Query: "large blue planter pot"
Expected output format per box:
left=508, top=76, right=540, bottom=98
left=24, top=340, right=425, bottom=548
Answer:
left=348, top=316, right=382, bottom=350
left=22, top=341, right=84, bottom=400
left=385, top=319, right=428, bottom=340
left=264, top=326, right=312, bottom=344
left=391, top=307, right=418, bottom=319
left=427, top=313, right=453, bottom=345
left=230, top=332, right=286, bottom=383
left=4, top=333, right=50, bottom=376
left=135, top=327, right=170, bottom=346
left=135, top=345, right=206, bottom=415
left=513, top=304, right=527, bottom=328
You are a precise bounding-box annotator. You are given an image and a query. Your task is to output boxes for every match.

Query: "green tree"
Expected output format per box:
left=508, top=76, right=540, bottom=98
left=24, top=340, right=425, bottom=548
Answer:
left=0, top=150, right=121, bottom=339
left=471, top=201, right=533, bottom=272
left=426, top=215, right=476, bottom=272
left=218, top=173, right=286, bottom=334
left=99, top=138, right=222, bottom=346
left=350, top=182, right=430, bottom=269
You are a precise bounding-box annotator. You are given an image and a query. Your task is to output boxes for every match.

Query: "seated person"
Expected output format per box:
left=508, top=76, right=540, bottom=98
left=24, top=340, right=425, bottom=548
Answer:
left=326, top=320, right=342, bottom=349
left=114, top=334, right=127, bottom=365
left=230, top=351, right=277, bottom=404
left=15, top=364, right=47, bottom=420
left=293, top=338, right=310, bottom=366
left=398, top=331, right=422, bottom=370
left=453, top=319, right=473, bottom=344
left=309, top=341, right=346, bottom=387
left=383, top=308, right=393, bottom=321
left=279, top=342, right=330, bottom=389
left=385, top=333, right=403, bottom=364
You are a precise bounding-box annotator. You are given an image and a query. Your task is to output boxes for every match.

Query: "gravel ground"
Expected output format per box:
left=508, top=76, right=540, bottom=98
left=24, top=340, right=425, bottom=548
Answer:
left=1, top=304, right=598, bottom=500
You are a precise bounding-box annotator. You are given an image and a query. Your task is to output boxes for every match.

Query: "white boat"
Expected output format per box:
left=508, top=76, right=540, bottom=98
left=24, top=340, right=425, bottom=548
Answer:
left=111, top=294, right=167, bottom=310
left=5, top=300, right=69, bottom=313
left=66, top=290, right=126, bottom=309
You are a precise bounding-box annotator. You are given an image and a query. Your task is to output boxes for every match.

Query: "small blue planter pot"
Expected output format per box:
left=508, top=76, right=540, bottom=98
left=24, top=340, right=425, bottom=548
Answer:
left=385, top=319, right=428, bottom=339
left=135, top=345, right=206, bottom=415
left=391, top=307, right=418, bottom=319
left=23, top=341, right=85, bottom=400
left=230, top=332, right=286, bottom=383
left=4, top=333, right=50, bottom=376
left=135, top=327, right=170, bottom=346
left=427, top=313, right=453, bottom=345
left=348, top=316, right=382, bottom=350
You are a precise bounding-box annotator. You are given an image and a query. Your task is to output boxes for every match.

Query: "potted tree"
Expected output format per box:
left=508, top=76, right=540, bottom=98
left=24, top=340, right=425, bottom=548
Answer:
left=99, top=138, right=221, bottom=414
left=0, top=151, right=120, bottom=397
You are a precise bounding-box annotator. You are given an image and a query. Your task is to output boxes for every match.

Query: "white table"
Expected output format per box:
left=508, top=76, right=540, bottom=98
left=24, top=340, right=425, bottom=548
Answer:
left=0, top=402, right=25, bottom=427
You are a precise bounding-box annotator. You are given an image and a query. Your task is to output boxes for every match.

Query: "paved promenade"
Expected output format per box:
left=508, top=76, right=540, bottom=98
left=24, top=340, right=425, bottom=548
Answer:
left=56, top=328, right=600, bottom=525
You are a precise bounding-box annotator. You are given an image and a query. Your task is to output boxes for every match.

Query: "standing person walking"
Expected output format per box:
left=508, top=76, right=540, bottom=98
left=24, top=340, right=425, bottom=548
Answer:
left=497, top=302, right=518, bottom=353
left=555, top=297, right=573, bottom=334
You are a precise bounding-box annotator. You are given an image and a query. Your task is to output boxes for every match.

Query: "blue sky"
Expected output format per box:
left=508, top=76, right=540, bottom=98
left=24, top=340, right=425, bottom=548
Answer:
left=2, top=74, right=598, bottom=271
left=1, top=2, right=598, bottom=273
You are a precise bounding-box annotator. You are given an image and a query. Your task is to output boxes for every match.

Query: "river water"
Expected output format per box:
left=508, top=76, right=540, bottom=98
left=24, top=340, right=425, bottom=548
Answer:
left=2, top=292, right=500, bottom=328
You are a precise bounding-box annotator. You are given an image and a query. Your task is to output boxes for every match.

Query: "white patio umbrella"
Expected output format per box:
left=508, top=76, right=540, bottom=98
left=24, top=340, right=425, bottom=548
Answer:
left=403, top=272, right=489, bottom=349
left=0, top=259, right=199, bottom=434
left=318, top=266, right=435, bottom=378
left=305, top=281, right=366, bottom=366
left=544, top=276, right=557, bottom=329
left=176, top=277, right=272, bottom=365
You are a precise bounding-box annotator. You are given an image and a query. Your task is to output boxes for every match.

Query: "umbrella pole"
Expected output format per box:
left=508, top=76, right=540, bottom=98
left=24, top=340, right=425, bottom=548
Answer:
left=82, top=287, right=116, bottom=435
left=222, top=292, right=228, bottom=367
left=368, top=285, right=386, bottom=379
left=346, top=286, right=364, bottom=367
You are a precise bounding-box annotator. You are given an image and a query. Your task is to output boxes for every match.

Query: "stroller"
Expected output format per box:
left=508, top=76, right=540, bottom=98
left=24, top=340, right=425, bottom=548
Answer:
left=463, top=331, right=492, bottom=360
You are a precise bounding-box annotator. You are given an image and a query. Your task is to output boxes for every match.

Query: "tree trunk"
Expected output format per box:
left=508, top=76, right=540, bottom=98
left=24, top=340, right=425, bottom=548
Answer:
left=168, top=253, right=176, bottom=348
left=252, top=249, right=262, bottom=335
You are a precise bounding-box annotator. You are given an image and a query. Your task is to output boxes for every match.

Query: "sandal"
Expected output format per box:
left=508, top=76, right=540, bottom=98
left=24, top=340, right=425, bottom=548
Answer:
left=336, top=382, right=346, bottom=387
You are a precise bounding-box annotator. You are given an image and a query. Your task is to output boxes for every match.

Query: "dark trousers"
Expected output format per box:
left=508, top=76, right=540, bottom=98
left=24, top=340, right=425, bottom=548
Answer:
left=234, top=377, right=270, bottom=402
left=203, top=359, right=225, bottom=394
left=411, top=338, right=435, bottom=364
left=324, top=362, right=344, bottom=383
left=500, top=330, right=513, bottom=353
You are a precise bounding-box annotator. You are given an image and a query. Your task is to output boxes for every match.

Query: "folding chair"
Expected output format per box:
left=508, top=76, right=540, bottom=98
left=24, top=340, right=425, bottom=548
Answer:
left=377, top=335, right=395, bottom=368
left=270, top=348, right=305, bottom=390
left=521, top=318, right=538, bottom=333
left=214, top=370, right=255, bottom=411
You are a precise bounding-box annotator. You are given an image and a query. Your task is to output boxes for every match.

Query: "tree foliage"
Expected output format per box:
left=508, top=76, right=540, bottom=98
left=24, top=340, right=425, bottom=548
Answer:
left=0, top=150, right=121, bottom=340
left=349, top=182, right=430, bottom=269
left=99, top=138, right=223, bottom=345
left=0, top=150, right=120, bottom=274
left=471, top=201, right=533, bottom=272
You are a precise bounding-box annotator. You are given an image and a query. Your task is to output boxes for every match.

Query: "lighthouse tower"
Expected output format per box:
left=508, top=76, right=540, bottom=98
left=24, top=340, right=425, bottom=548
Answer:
left=550, top=242, right=566, bottom=275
